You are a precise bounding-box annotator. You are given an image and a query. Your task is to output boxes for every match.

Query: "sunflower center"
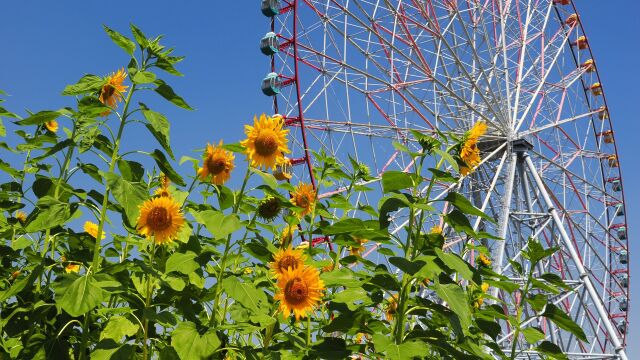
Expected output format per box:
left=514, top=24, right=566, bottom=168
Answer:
left=295, top=195, right=310, bottom=209
left=284, top=277, right=309, bottom=305
left=254, top=131, right=279, bottom=156
left=102, top=84, right=115, bottom=99
left=147, top=206, right=172, bottom=231
left=207, top=156, right=227, bottom=175
left=278, top=255, right=299, bottom=273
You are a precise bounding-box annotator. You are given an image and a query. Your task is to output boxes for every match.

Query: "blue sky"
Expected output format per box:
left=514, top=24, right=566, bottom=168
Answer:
left=1, top=0, right=638, bottom=354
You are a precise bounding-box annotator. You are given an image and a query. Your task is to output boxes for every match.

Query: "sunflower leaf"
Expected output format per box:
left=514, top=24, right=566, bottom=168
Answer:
left=58, top=274, right=106, bottom=317
left=15, top=110, right=61, bottom=126
left=154, top=79, right=193, bottom=110
left=171, top=321, right=220, bottom=360
left=104, top=172, right=148, bottom=224
left=149, top=149, right=185, bottom=186
left=142, top=109, right=173, bottom=159
left=103, top=25, right=136, bottom=56
left=62, top=75, right=104, bottom=96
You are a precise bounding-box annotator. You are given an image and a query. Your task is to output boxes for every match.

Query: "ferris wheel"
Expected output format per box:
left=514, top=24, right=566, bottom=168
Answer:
left=258, top=0, right=629, bottom=358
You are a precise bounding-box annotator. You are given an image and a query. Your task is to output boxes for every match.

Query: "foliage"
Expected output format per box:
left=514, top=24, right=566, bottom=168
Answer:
left=0, top=25, right=585, bottom=360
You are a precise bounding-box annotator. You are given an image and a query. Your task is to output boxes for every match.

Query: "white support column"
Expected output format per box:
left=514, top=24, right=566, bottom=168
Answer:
left=523, top=153, right=627, bottom=360
left=490, top=151, right=518, bottom=299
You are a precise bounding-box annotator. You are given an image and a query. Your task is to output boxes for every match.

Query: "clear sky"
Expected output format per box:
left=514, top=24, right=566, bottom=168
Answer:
left=1, top=0, right=638, bottom=354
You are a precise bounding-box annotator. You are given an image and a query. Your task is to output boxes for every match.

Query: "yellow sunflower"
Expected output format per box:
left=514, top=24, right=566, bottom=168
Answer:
left=99, top=68, right=129, bottom=115
left=280, top=224, right=298, bottom=247
left=44, top=120, right=59, bottom=133
left=136, top=196, right=185, bottom=245
left=198, top=141, right=235, bottom=185
left=478, top=253, right=492, bottom=267
left=275, top=266, right=325, bottom=320
left=154, top=173, right=171, bottom=197
left=15, top=211, right=27, bottom=224
left=290, top=183, right=316, bottom=217
left=430, top=225, right=442, bottom=235
left=84, top=221, right=105, bottom=239
left=459, top=121, right=488, bottom=174
left=349, top=238, right=368, bottom=256
left=240, top=114, right=290, bottom=170
left=270, top=247, right=307, bottom=278
left=273, top=158, right=293, bottom=181
left=65, top=264, right=80, bottom=274
left=384, top=294, right=399, bottom=321
left=481, top=282, right=490, bottom=293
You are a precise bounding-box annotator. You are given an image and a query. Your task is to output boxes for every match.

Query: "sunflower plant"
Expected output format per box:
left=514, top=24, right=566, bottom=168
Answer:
left=0, top=25, right=586, bottom=360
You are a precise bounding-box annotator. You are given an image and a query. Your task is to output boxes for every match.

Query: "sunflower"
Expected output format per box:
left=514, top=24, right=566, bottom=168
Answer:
left=198, top=141, right=235, bottom=185
left=257, top=197, right=281, bottom=221
left=273, top=158, right=292, bottom=181
left=154, top=173, right=171, bottom=197
left=15, top=211, right=27, bottom=224
left=65, top=264, right=80, bottom=274
left=290, top=183, right=316, bottom=217
left=270, top=247, right=306, bottom=278
left=11, top=271, right=20, bottom=280
left=84, top=221, right=105, bottom=239
left=478, top=253, right=492, bottom=267
left=136, top=196, right=185, bottom=245
left=430, top=225, right=442, bottom=235
left=240, top=114, right=290, bottom=170
left=481, top=282, right=490, bottom=293
left=349, top=238, right=368, bottom=256
left=459, top=121, right=488, bottom=174
left=384, top=294, right=399, bottom=321
left=99, top=68, right=128, bottom=114
left=275, top=265, right=325, bottom=320
left=44, top=120, right=58, bottom=133
left=280, top=224, right=297, bottom=247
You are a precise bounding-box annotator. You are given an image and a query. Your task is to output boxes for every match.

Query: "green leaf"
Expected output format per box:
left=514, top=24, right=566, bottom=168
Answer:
left=100, top=316, right=139, bottom=341
left=165, top=251, right=199, bottom=274
left=132, top=71, right=156, bottom=84
left=378, top=193, right=411, bottom=229
left=16, top=110, right=60, bottom=126
left=522, top=327, right=546, bottom=344
left=130, top=24, right=148, bottom=48
left=332, top=288, right=370, bottom=311
left=388, top=257, right=425, bottom=276
left=104, top=172, right=148, bottom=223
left=222, top=276, right=268, bottom=313
left=91, top=345, right=134, bottom=360
left=142, top=109, right=173, bottom=159
left=535, top=341, right=569, bottom=360
left=434, top=282, right=471, bottom=330
left=104, top=25, right=136, bottom=56
left=433, top=148, right=459, bottom=172
left=150, top=149, right=185, bottom=186
left=249, top=167, right=277, bottom=189
left=171, top=321, right=220, bottom=360
left=428, top=168, right=458, bottom=183
left=321, top=268, right=363, bottom=288
left=542, top=304, right=588, bottom=342
left=381, top=171, right=414, bottom=193
left=62, top=74, right=104, bottom=96
left=443, top=209, right=476, bottom=237
left=372, top=334, right=428, bottom=360
left=58, top=275, right=105, bottom=317
left=191, top=210, right=241, bottom=240
left=443, top=192, right=495, bottom=223
left=25, top=200, right=79, bottom=232
left=434, top=248, right=478, bottom=284
left=154, top=79, right=193, bottom=110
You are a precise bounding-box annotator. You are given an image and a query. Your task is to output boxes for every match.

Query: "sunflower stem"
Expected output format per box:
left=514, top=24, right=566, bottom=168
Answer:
left=306, top=316, right=312, bottom=346
left=143, top=244, right=156, bottom=360
left=78, top=82, right=137, bottom=360
left=210, top=167, right=251, bottom=327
